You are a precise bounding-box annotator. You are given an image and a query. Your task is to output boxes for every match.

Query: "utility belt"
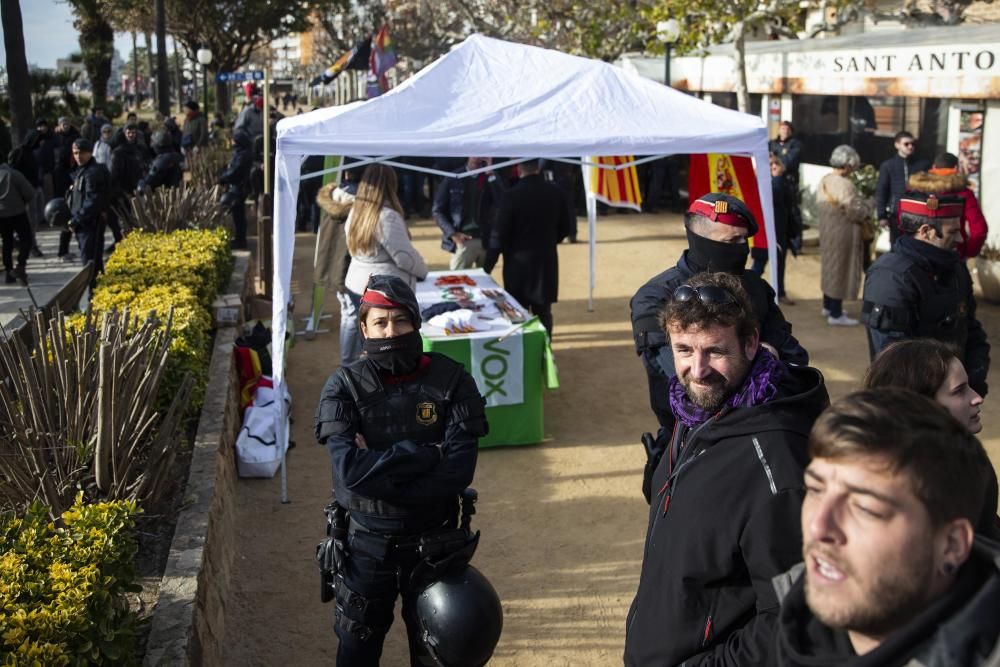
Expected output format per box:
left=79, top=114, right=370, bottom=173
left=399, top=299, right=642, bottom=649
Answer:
left=317, top=488, right=479, bottom=603
left=343, top=494, right=452, bottom=520
left=347, top=521, right=471, bottom=561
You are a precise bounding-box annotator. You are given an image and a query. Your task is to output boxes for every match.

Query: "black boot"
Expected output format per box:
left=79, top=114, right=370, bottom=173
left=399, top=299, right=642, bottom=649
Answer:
left=14, top=266, right=27, bottom=286
left=5, top=270, right=15, bottom=284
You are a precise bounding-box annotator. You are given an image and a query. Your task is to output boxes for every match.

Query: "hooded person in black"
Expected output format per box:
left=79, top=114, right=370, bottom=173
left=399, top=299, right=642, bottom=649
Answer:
left=771, top=389, right=1000, bottom=667
left=624, top=272, right=829, bottom=667
left=630, top=193, right=809, bottom=501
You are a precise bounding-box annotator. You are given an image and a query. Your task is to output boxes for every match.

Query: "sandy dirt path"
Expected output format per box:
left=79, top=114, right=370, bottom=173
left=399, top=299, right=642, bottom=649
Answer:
left=222, top=212, right=1000, bottom=666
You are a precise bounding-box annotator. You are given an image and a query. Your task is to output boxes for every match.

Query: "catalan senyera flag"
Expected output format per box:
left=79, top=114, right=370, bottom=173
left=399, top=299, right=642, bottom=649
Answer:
left=688, top=153, right=768, bottom=248
left=586, top=156, right=643, bottom=211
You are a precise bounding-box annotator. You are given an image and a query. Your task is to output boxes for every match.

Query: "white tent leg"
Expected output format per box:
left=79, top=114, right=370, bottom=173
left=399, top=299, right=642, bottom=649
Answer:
left=587, top=195, right=597, bottom=312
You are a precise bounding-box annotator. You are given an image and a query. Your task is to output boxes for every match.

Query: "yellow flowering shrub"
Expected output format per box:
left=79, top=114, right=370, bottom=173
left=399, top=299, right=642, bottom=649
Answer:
left=102, top=228, right=233, bottom=308
left=0, top=496, right=140, bottom=665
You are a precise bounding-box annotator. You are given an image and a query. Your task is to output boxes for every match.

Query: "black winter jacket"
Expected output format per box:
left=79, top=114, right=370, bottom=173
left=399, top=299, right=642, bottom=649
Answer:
left=624, top=365, right=830, bottom=667
left=219, top=135, right=253, bottom=193
left=110, top=142, right=146, bottom=196
left=67, top=158, right=110, bottom=230
left=771, top=537, right=1000, bottom=667
left=484, top=173, right=574, bottom=306
left=432, top=166, right=505, bottom=252
left=140, top=149, right=184, bottom=190
left=862, top=236, right=990, bottom=397
left=314, top=353, right=486, bottom=535
left=874, top=154, right=930, bottom=221
left=630, top=252, right=809, bottom=429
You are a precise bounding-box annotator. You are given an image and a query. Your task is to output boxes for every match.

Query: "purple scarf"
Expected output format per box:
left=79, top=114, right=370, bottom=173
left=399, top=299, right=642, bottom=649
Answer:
left=668, top=347, right=787, bottom=428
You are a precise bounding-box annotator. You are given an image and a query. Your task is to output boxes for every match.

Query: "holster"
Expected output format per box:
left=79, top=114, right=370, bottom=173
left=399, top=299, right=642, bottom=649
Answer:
left=317, top=502, right=348, bottom=603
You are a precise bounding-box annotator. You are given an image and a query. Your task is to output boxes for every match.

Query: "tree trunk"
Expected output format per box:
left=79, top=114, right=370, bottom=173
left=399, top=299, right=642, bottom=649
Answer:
left=144, top=31, right=155, bottom=106
left=131, top=31, right=138, bottom=109
left=215, top=77, right=230, bottom=116
left=78, top=14, right=113, bottom=108
left=732, top=21, right=750, bottom=114
left=1, top=0, right=34, bottom=143
left=155, top=0, right=170, bottom=116
left=172, top=36, right=183, bottom=114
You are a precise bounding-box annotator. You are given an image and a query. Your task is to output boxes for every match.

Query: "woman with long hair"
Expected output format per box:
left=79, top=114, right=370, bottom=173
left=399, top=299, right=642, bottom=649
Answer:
left=864, top=338, right=997, bottom=536
left=342, top=164, right=428, bottom=363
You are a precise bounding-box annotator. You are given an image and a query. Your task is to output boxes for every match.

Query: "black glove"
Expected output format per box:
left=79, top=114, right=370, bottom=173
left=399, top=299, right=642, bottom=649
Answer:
left=641, top=431, right=668, bottom=505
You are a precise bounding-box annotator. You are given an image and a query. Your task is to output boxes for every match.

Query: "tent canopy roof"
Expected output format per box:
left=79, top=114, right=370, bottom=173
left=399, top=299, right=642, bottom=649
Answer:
left=276, top=34, right=768, bottom=158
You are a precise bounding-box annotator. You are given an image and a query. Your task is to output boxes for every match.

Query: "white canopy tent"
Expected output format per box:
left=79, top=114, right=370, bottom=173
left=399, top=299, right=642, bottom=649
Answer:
left=270, top=34, right=776, bottom=499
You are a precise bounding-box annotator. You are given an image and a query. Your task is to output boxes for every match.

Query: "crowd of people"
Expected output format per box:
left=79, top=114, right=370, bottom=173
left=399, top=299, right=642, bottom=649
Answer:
left=0, top=93, right=291, bottom=287
left=307, top=118, right=996, bottom=665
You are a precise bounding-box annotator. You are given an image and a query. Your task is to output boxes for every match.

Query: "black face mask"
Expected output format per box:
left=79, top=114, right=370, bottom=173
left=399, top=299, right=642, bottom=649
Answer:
left=685, top=227, right=750, bottom=274
left=363, top=330, right=423, bottom=376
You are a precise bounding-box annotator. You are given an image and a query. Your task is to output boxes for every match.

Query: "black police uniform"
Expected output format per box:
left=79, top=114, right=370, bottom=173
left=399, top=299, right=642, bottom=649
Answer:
left=315, top=351, right=487, bottom=666
left=67, top=156, right=110, bottom=284
left=862, top=235, right=990, bottom=397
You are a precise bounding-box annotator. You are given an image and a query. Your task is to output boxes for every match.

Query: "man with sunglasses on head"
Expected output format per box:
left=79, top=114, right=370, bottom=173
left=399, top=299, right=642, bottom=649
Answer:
left=624, top=272, right=829, bottom=667
left=875, top=131, right=930, bottom=246
left=631, top=192, right=808, bottom=500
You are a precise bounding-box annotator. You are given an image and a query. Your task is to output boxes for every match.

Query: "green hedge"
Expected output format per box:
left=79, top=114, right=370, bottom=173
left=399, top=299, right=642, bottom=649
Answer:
left=0, top=496, right=140, bottom=665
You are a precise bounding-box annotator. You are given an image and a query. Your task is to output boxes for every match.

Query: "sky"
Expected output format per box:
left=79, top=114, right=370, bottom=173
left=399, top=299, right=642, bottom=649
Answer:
left=0, top=0, right=139, bottom=71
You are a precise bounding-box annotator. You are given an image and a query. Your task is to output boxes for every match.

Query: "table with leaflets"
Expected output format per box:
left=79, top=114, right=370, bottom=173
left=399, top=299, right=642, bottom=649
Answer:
left=415, top=269, right=558, bottom=448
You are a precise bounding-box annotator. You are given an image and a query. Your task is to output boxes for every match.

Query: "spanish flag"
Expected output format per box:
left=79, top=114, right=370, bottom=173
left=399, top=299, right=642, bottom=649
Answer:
left=586, top=155, right=643, bottom=212
left=688, top=153, right=768, bottom=248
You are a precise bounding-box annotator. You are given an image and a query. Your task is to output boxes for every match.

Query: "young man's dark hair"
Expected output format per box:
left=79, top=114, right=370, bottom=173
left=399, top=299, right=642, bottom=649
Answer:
left=933, top=151, right=959, bottom=170
left=659, top=270, right=758, bottom=347
left=809, top=388, right=989, bottom=527
left=773, top=387, right=999, bottom=666
left=893, top=130, right=915, bottom=143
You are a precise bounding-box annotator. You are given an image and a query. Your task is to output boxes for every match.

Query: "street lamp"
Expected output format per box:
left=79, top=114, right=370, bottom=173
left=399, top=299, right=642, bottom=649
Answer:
left=656, top=19, right=681, bottom=87
left=196, top=47, right=213, bottom=112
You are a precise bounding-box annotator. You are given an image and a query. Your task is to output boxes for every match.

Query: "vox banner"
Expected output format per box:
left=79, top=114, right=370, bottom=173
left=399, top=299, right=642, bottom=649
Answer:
left=470, top=335, right=524, bottom=407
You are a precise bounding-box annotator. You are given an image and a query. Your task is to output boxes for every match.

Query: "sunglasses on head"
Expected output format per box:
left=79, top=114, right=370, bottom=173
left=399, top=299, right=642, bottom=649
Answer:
left=673, top=284, right=737, bottom=306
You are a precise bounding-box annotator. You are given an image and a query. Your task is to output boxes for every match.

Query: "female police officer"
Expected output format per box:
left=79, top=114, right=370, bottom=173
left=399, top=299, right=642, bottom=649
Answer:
left=315, top=273, right=491, bottom=666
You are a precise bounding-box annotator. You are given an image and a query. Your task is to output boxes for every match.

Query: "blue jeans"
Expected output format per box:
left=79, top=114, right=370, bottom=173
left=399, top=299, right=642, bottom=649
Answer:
left=339, top=290, right=363, bottom=366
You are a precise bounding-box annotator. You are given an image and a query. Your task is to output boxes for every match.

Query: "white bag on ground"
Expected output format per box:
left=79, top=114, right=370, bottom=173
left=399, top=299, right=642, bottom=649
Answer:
left=235, top=380, right=291, bottom=478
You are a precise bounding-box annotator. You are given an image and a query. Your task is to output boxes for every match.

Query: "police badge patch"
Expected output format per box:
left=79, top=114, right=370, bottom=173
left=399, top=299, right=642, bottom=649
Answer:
left=416, top=401, right=438, bottom=426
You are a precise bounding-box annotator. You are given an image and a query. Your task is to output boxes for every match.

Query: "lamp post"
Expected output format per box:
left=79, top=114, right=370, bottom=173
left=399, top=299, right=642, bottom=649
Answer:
left=196, top=47, right=213, bottom=112
left=656, top=19, right=681, bottom=87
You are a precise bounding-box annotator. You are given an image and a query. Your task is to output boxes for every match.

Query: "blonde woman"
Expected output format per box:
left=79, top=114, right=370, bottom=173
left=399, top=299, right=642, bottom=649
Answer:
left=342, top=164, right=428, bottom=362
left=816, top=145, right=872, bottom=326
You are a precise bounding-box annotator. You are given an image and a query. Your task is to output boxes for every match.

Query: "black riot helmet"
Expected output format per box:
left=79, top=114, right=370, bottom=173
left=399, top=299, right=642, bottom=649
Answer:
left=44, top=197, right=72, bottom=227
left=414, top=565, right=503, bottom=667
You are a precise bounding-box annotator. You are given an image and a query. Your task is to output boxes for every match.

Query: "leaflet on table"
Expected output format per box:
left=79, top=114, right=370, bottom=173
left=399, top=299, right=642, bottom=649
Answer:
left=416, top=270, right=529, bottom=338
